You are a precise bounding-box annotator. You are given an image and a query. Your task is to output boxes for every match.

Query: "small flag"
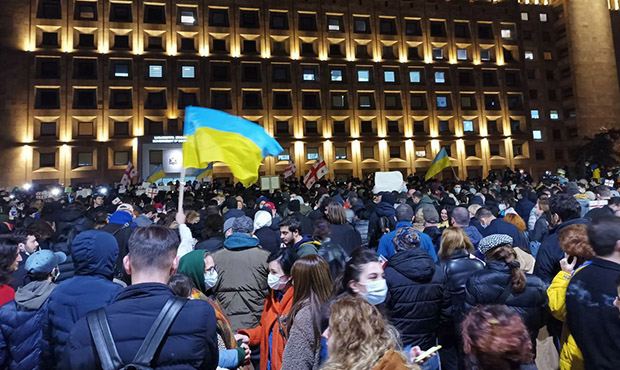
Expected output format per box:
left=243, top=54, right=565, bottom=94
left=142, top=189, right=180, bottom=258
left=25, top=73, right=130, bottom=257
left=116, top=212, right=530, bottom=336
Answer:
left=146, top=165, right=165, bottom=183
left=146, top=187, right=159, bottom=198
left=424, top=148, right=451, bottom=181
left=196, top=163, right=214, bottom=182
left=303, top=157, right=328, bottom=188
left=283, top=161, right=297, bottom=179
left=120, top=162, right=138, bottom=186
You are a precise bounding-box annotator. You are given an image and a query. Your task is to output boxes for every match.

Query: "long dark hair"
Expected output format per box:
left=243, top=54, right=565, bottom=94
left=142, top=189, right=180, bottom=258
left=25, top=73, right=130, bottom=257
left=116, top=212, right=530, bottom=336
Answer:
left=339, top=248, right=378, bottom=295
left=287, top=255, right=333, bottom=348
left=486, top=246, right=526, bottom=293
left=0, top=236, right=20, bottom=285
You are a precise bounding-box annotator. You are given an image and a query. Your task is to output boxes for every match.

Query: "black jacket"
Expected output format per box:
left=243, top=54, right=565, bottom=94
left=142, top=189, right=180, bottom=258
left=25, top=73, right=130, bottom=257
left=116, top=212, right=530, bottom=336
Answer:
left=195, top=236, right=225, bottom=252
left=584, top=205, right=615, bottom=222
left=367, top=202, right=397, bottom=249
left=254, top=226, right=281, bottom=254
left=464, top=261, right=547, bottom=341
left=423, top=226, right=443, bottom=252
left=566, top=258, right=620, bottom=370
left=328, top=223, right=362, bottom=256
left=384, top=248, right=451, bottom=349
left=479, top=218, right=529, bottom=251
left=440, top=250, right=485, bottom=323
left=66, top=283, right=219, bottom=370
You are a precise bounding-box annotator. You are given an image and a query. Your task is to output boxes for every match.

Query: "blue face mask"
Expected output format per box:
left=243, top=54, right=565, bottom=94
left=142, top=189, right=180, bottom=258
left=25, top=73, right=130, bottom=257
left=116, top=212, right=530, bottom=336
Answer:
left=361, top=279, right=388, bottom=305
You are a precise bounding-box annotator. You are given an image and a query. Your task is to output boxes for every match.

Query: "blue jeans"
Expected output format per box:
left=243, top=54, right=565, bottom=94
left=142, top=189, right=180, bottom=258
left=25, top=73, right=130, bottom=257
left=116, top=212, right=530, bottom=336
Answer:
left=403, top=344, right=441, bottom=370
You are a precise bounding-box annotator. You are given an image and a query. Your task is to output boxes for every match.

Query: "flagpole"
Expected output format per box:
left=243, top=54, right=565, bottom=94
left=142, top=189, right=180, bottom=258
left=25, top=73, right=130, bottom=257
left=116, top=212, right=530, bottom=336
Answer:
left=178, top=166, right=186, bottom=212
left=451, top=166, right=460, bottom=181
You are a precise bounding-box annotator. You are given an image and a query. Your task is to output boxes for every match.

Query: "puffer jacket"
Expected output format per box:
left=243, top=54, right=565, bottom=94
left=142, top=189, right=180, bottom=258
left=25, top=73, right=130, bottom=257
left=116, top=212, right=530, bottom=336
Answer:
left=384, top=248, right=451, bottom=349
left=52, top=206, right=93, bottom=282
left=212, top=232, right=270, bottom=331
left=0, top=281, right=57, bottom=370
left=367, top=202, right=397, bottom=249
left=464, top=261, right=548, bottom=343
left=440, top=249, right=485, bottom=324
left=45, top=230, right=124, bottom=369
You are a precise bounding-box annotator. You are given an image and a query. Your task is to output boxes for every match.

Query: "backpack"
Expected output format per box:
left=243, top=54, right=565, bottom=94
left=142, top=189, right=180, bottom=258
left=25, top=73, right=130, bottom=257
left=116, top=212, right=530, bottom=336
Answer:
left=378, top=215, right=396, bottom=235
left=87, top=297, right=186, bottom=370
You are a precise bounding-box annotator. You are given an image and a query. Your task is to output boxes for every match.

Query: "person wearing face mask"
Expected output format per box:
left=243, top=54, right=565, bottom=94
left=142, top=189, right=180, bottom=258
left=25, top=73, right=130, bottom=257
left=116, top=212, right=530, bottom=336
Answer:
left=384, top=228, right=450, bottom=370
left=177, top=250, right=250, bottom=370
left=340, top=249, right=388, bottom=306
left=0, top=249, right=65, bottom=370
left=236, top=248, right=298, bottom=370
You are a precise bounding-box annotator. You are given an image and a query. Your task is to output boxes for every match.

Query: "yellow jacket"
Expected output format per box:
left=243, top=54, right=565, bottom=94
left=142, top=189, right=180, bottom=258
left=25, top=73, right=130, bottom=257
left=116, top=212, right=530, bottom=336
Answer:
left=547, top=270, right=584, bottom=370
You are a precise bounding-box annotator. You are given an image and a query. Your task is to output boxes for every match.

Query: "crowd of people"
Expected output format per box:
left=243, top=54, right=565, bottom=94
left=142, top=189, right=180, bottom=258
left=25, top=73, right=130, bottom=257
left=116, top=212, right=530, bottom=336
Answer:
left=0, top=167, right=618, bottom=370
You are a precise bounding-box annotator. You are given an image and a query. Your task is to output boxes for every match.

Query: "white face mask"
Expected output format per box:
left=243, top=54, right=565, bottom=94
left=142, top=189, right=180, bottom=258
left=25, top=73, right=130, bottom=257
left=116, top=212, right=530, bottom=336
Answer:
left=453, top=187, right=461, bottom=194
left=499, top=203, right=507, bottom=211
left=204, top=270, right=218, bottom=288
left=361, top=279, right=388, bottom=305
left=268, top=273, right=289, bottom=291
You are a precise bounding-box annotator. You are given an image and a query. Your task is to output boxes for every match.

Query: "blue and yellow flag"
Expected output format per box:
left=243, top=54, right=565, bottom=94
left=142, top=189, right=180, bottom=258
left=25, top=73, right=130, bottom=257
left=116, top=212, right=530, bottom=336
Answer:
left=146, top=165, right=165, bottom=183
left=195, top=163, right=214, bottom=181
left=425, top=148, right=451, bottom=181
left=183, top=106, right=283, bottom=187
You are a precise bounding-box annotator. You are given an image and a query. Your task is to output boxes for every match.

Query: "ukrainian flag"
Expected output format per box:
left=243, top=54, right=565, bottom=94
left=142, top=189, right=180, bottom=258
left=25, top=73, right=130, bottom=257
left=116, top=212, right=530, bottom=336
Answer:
left=183, top=106, right=283, bottom=186
left=146, top=165, right=165, bottom=183
left=425, top=148, right=451, bottom=181
left=195, top=163, right=214, bottom=181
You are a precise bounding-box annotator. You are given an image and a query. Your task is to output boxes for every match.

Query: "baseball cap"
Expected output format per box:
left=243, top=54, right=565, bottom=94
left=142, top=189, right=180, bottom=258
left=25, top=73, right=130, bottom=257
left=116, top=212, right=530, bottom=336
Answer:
left=25, top=250, right=66, bottom=274
left=117, top=203, right=134, bottom=214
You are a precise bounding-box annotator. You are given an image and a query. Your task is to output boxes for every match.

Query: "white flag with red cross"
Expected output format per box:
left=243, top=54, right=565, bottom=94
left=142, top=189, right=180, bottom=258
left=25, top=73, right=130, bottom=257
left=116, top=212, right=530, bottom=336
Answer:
left=120, top=161, right=139, bottom=186
left=303, top=157, right=328, bottom=188
left=283, top=161, right=297, bottom=179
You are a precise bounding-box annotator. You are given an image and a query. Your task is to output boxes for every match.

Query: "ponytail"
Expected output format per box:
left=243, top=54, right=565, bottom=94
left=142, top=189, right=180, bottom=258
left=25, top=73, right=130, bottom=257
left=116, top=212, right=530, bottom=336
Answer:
left=488, top=246, right=526, bottom=293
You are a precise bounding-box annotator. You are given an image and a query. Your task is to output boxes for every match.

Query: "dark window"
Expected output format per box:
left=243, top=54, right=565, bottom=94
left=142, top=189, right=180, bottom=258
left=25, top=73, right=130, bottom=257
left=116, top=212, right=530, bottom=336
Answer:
left=113, top=35, right=130, bottom=49
left=361, top=121, right=373, bottom=134
left=37, top=0, right=62, bottom=19
left=180, top=38, right=195, bottom=51
left=490, top=144, right=501, bottom=156
left=505, top=71, right=521, bottom=87
left=510, top=119, right=522, bottom=133
left=145, top=119, right=164, bottom=135
left=240, top=10, right=259, bottom=28
left=242, top=39, right=258, bottom=54
left=270, top=12, right=288, bottom=29
left=387, top=120, right=400, bottom=134
left=548, top=89, right=557, bottom=101
left=144, top=5, right=166, bottom=24
left=478, top=23, right=494, bottom=39
left=149, top=150, right=163, bottom=165
left=408, top=46, right=422, bottom=60
left=114, top=121, right=129, bottom=136
left=529, top=89, right=538, bottom=99
left=459, top=70, right=474, bottom=86
left=454, top=22, right=470, bottom=38
left=536, top=149, right=545, bottom=161
left=273, top=91, right=292, bottom=109
left=405, top=19, right=422, bottom=36
left=178, top=91, right=198, bottom=109
left=276, top=121, right=289, bottom=135
left=209, top=8, right=229, bottom=27
left=482, top=71, right=498, bottom=86
left=507, top=95, right=523, bottom=110
left=211, top=91, right=231, bottom=109
left=430, top=21, right=447, bottom=37
left=546, top=70, right=555, bottom=81
left=74, top=1, right=97, bottom=21
left=78, top=33, right=95, bottom=48
left=466, top=145, right=477, bottom=157
left=527, top=69, right=536, bottom=79
left=242, top=91, right=262, bottom=109
left=40, top=122, right=57, bottom=137
left=327, top=16, right=344, bottom=32
left=272, top=41, right=286, bottom=56
left=384, top=93, right=402, bottom=109
left=439, top=120, right=451, bottom=134
left=333, top=121, right=346, bottom=135
left=212, top=39, right=227, bottom=53
left=272, top=65, right=291, bottom=82
left=300, top=42, right=315, bottom=57
left=36, top=58, right=60, bottom=79
left=39, top=152, right=56, bottom=168
left=460, top=95, right=477, bottom=110
left=331, top=93, right=347, bottom=109
left=110, top=3, right=132, bottom=22
left=73, top=58, right=97, bottom=79
left=110, top=89, right=132, bottom=109
left=167, top=119, right=180, bottom=135
left=379, top=18, right=397, bottom=35
left=553, top=129, right=562, bottom=140
left=147, top=36, right=164, bottom=50
left=503, top=47, right=515, bottom=63
left=356, top=44, right=370, bottom=59
left=73, top=89, right=97, bottom=109
left=299, top=13, right=317, bottom=31
left=487, top=120, right=499, bottom=134
left=329, top=43, right=343, bottom=57
left=358, top=93, right=375, bottom=109
left=302, top=92, right=321, bottom=109
left=145, top=91, right=167, bottom=109
left=35, top=88, right=60, bottom=109
left=389, top=146, right=401, bottom=159
left=410, top=94, right=427, bottom=110
left=211, top=63, right=230, bottom=81
left=304, top=121, right=318, bottom=136
left=353, top=17, right=371, bottom=33
left=241, top=64, right=261, bottom=82
left=555, top=149, right=564, bottom=161
left=484, top=94, right=501, bottom=110
left=413, top=121, right=426, bottom=134
left=42, top=32, right=59, bottom=47
left=513, top=143, right=523, bottom=156
left=542, top=31, right=551, bottom=42
left=382, top=46, right=396, bottom=60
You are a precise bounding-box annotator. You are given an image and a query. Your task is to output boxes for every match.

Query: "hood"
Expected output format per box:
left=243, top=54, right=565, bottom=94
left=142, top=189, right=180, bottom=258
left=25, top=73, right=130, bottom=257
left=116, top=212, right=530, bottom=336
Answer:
left=133, top=215, right=153, bottom=227
left=15, top=280, right=56, bottom=310
left=178, top=250, right=207, bottom=293
left=375, top=202, right=396, bottom=217
left=388, top=248, right=435, bottom=281
left=108, top=210, right=133, bottom=226
left=553, top=218, right=589, bottom=234
left=71, top=230, right=119, bottom=277
left=294, top=235, right=314, bottom=249
left=254, top=210, right=272, bottom=231
left=224, top=232, right=260, bottom=249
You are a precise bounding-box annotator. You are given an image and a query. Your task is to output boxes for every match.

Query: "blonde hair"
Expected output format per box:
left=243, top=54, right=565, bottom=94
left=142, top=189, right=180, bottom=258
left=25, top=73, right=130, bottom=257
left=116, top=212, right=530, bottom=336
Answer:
left=321, top=296, right=417, bottom=370
left=439, top=227, right=474, bottom=259
left=185, top=210, right=200, bottom=224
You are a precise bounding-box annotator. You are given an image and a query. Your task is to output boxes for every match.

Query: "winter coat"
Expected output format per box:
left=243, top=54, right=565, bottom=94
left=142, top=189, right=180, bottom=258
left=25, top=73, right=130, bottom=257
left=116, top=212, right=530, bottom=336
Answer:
left=423, top=226, right=443, bottom=252
left=531, top=215, right=550, bottom=243
left=212, top=233, right=270, bottom=331
left=479, top=218, right=529, bottom=251
left=328, top=223, right=362, bottom=256
left=0, top=280, right=56, bottom=370
left=516, top=198, right=535, bottom=224
left=238, top=287, right=294, bottom=370
left=195, top=236, right=225, bottom=252
left=281, top=305, right=322, bottom=370
left=9, top=252, right=29, bottom=290
left=254, top=227, right=281, bottom=255
left=440, top=250, right=485, bottom=324
left=384, top=248, right=451, bottom=349
left=367, top=202, right=397, bottom=249
left=224, top=209, right=245, bottom=221
left=377, top=221, right=438, bottom=262
left=289, top=211, right=314, bottom=237
left=464, top=261, right=548, bottom=343
left=101, top=211, right=134, bottom=282
left=0, top=286, right=14, bottom=307
left=66, top=283, right=219, bottom=370
left=463, top=225, right=483, bottom=248
left=52, top=207, right=93, bottom=282
left=45, top=230, right=124, bottom=369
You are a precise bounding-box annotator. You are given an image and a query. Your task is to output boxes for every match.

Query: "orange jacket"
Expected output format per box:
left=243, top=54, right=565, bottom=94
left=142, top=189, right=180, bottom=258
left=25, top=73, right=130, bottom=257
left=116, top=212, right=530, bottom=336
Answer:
left=238, top=287, right=294, bottom=370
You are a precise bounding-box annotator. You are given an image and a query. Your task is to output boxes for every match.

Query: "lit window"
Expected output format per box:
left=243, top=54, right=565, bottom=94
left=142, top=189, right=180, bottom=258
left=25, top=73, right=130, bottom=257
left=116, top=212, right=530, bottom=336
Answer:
left=480, top=49, right=491, bottom=61
left=180, top=9, right=196, bottom=25
left=434, top=71, right=445, bottom=84
left=384, top=70, right=396, bottom=82
left=335, top=147, right=347, bottom=160
left=544, top=51, right=553, bottom=60
left=114, top=64, right=129, bottom=78
left=415, top=150, right=426, bottom=158
left=357, top=69, right=370, bottom=82
left=540, top=13, right=548, bottom=22
left=463, top=120, right=474, bottom=132
left=531, top=109, right=540, bottom=119
left=181, top=66, right=195, bottom=79
left=550, top=110, right=559, bottom=120
left=149, top=65, right=163, bottom=78
left=521, top=12, right=529, bottom=21
left=532, top=130, right=542, bottom=140
left=437, top=96, right=448, bottom=108
left=303, top=68, right=317, bottom=81
left=330, top=69, right=343, bottom=82
left=277, top=152, right=290, bottom=161
left=307, top=147, right=319, bottom=160
left=328, top=17, right=342, bottom=32
left=457, top=48, right=468, bottom=61
left=432, top=47, right=444, bottom=60
left=409, top=71, right=421, bottom=83
left=524, top=51, right=534, bottom=60
left=501, top=29, right=512, bottom=39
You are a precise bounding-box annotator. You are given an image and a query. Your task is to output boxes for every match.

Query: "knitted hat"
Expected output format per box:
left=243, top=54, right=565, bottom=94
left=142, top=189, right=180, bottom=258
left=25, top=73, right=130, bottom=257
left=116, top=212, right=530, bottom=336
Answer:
left=232, top=216, right=254, bottom=234
left=393, top=227, right=420, bottom=252
left=223, top=217, right=237, bottom=234
left=478, top=234, right=513, bottom=255
left=253, top=210, right=272, bottom=231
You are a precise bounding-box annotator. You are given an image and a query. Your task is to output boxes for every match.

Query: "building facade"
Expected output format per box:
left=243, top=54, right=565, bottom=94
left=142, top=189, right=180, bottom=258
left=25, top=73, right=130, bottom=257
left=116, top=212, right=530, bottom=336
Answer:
left=0, top=0, right=618, bottom=186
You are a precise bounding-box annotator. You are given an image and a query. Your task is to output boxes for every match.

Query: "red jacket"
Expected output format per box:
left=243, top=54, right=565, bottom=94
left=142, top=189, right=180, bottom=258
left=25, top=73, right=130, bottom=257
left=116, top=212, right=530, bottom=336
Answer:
left=238, top=287, right=294, bottom=370
left=0, top=285, right=15, bottom=306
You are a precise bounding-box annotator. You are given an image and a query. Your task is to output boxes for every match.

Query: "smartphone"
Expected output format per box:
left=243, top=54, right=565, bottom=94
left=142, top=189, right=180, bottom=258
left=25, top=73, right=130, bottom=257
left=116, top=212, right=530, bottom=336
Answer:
left=414, top=345, right=442, bottom=364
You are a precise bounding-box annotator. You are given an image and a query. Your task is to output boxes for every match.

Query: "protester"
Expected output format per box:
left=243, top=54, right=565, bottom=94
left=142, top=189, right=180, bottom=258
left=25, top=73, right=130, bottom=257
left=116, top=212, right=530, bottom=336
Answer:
left=280, top=216, right=318, bottom=257
left=367, top=192, right=397, bottom=249
left=237, top=248, right=298, bottom=370
left=475, top=207, right=529, bottom=252
left=9, top=230, right=39, bottom=289
left=0, top=250, right=65, bottom=370
left=101, top=203, right=135, bottom=282
left=324, top=202, right=362, bottom=255
left=377, top=205, right=438, bottom=262
left=253, top=210, right=280, bottom=254
left=566, top=217, right=620, bottom=370
left=212, top=216, right=270, bottom=330
left=321, top=295, right=416, bottom=370
left=0, top=237, right=22, bottom=305
left=340, top=248, right=386, bottom=305
left=282, top=255, right=333, bottom=370
left=287, top=199, right=313, bottom=236
left=195, top=213, right=225, bottom=251
left=65, top=226, right=219, bottom=369
left=417, top=204, right=442, bottom=251
left=450, top=207, right=483, bottom=249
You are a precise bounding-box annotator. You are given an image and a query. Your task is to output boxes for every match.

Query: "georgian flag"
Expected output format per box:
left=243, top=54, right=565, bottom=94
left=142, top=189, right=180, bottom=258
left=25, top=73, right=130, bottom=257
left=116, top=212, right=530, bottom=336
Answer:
left=303, top=157, right=328, bottom=189
left=120, top=161, right=138, bottom=186
left=283, top=161, right=297, bottom=179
